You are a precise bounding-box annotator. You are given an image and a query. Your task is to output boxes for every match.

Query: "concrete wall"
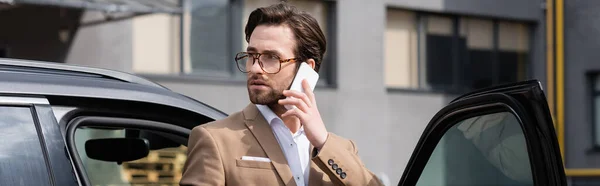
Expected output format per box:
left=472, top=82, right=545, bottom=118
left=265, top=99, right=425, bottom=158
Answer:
left=66, top=12, right=180, bottom=74
left=387, top=93, right=447, bottom=183
left=66, top=11, right=134, bottom=72
left=530, top=7, right=547, bottom=90
left=564, top=0, right=600, bottom=169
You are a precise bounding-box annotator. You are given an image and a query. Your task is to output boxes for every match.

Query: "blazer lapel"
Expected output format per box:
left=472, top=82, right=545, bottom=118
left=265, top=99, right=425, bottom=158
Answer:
left=243, top=104, right=295, bottom=186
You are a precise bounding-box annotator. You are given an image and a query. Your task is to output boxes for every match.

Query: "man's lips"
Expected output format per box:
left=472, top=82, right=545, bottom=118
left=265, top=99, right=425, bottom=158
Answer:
left=249, top=79, right=270, bottom=89
left=249, top=79, right=267, bottom=86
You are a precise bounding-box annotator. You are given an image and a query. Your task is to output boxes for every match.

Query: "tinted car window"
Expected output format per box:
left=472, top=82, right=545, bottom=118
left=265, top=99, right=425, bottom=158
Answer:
left=75, top=127, right=187, bottom=186
left=416, top=112, right=533, bottom=186
left=0, top=106, right=51, bottom=185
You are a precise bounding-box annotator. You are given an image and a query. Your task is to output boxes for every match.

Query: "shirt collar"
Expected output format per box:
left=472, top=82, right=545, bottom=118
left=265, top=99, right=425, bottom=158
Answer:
left=256, top=104, right=280, bottom=126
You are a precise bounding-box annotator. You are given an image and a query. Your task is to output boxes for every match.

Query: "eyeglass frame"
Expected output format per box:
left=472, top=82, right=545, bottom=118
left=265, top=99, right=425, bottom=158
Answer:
left=235, top=51, right=299, bottom=74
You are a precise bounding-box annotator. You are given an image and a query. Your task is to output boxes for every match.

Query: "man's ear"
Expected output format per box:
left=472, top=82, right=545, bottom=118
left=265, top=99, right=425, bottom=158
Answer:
left=306, top=59, right=316, bottom=70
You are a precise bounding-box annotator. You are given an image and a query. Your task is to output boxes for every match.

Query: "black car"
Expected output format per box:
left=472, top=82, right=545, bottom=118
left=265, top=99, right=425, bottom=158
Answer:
left=0, top=58, right=566, bottom=186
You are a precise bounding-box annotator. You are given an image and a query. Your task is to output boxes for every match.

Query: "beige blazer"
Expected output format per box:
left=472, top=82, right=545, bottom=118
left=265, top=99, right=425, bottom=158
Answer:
left=180, top=104, right=383, bottom=186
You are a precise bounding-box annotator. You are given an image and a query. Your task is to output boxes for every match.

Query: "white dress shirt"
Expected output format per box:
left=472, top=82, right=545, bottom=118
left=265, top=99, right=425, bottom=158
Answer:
left=256, top=105, right=310, bottom=186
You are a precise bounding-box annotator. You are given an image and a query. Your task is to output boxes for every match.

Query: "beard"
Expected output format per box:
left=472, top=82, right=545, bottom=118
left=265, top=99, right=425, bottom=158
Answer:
left=247, top=75, right=288, bottom=105
left=248, top=86, right=284, bottom=105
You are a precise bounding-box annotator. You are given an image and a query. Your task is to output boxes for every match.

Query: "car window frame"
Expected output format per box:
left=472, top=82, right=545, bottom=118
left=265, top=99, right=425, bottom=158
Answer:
left=0, top=96, right=57, bottom=186
left=35, top=104, right=81, bottom=186
left=398, top=81, right=566, bottom=186
left=65, top=116, right=191, bottom=186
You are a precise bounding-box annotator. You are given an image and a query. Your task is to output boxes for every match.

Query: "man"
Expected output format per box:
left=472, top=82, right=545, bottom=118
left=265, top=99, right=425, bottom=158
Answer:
left=180, top=2, right=382, bottom=186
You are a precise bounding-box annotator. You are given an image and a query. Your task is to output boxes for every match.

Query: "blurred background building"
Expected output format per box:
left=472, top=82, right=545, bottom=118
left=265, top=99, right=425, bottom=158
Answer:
left=0, top=0, right=597, bottom=185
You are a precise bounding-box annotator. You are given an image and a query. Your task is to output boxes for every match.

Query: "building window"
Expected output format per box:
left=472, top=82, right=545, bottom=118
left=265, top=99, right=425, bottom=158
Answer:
left=385, top=9, right=531, bottom=93
left=182, top=0, right=240, bottom=78
left=182, top=0, right=336, bottom=86
left=384, top=9, right=418, bottom=88
left=497, top=21, right=529, bottom=85
left=458, top=17, right=494, bottom=90
left=593, top=75, right=600, bottom=147
left=423, top=15, right=459, bottom=91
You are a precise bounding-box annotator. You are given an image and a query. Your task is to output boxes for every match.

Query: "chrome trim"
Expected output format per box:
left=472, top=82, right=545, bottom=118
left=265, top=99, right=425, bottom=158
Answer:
left=0, top=96, right=49, bottom=105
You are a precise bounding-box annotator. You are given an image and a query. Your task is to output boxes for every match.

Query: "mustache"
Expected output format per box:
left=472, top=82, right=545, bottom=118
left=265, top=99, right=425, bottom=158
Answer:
left=247, top=75, right=269, bottom=86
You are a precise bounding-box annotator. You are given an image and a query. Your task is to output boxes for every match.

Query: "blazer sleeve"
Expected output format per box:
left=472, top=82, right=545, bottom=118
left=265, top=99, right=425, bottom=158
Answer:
left=180, top=126, right=225, bottom=186
left=311, top=133, right=384, bottom=186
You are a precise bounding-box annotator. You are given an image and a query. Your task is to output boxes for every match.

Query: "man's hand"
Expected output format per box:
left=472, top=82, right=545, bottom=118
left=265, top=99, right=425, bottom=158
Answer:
left=279, top=79, right=328, bottom=149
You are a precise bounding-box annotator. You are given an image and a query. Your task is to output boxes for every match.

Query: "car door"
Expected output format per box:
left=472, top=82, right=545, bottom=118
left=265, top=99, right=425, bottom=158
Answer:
left=397, top=80, right=566, bottom=186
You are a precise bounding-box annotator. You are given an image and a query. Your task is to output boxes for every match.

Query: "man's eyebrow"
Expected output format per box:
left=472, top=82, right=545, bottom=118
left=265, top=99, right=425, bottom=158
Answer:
left=261, top=50, right=282, bottom=56
left=245, top=47, right=283, bottom=56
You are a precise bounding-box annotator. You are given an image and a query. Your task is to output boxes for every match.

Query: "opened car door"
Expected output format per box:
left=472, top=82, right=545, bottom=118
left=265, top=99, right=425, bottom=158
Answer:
left=398, top=80, right=566, bottom=186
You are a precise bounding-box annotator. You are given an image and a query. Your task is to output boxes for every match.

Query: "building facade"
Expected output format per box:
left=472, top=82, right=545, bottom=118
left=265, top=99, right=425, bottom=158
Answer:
left=2, top=0, right=598, bottom=185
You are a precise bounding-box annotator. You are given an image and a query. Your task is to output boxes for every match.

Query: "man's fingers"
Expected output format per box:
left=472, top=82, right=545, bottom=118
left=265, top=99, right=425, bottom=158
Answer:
left=301, top=79, right=316, bottom=103
left=281, top=107, right=306, bottom=119
left=283, top=89, right=312, bottom=107
left=278, top=97, right=309, bottom=113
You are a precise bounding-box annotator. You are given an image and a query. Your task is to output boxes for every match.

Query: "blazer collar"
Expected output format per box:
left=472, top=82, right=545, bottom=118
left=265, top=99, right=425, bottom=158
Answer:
left=243, top=104, right=296, bottom=186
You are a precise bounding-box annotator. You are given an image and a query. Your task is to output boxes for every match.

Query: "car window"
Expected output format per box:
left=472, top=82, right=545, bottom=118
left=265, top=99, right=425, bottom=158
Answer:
left=416, top=112, right=533, bottom=186
left=0, top=106, right=52, bottom=185
left=74, top=127, right=187, bottom=186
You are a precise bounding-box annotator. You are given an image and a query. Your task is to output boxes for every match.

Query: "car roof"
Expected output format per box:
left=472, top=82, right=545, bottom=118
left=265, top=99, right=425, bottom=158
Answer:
left=0, top=58, right=167, bottom=88
left=0, top=58, right=227, bottom=120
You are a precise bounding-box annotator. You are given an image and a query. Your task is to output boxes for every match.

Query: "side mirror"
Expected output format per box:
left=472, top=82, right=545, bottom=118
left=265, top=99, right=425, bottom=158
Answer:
left=85, top=138, right=150, bottom=163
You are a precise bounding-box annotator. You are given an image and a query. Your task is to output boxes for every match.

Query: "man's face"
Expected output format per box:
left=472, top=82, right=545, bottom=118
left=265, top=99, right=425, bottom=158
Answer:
left=246, top=24, right=298, bottom=105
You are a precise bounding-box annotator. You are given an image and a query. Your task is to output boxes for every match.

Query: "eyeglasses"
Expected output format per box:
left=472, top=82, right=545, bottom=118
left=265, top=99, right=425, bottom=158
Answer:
left=235, top=52, right=298, bottom=74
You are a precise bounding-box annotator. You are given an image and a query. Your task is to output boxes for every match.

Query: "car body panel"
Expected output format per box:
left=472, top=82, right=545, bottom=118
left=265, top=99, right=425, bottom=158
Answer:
left=0, top=58, right=165, bottom=89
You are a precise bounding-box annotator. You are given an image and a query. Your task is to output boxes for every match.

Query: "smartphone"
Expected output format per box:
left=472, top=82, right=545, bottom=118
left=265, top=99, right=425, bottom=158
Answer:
left=285, top=62, right=319, bottom=110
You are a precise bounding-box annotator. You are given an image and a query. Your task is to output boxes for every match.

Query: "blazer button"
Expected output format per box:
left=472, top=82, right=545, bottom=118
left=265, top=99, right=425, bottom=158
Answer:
left=332, top=164, right=338, bottom=170
left=340, top=172, right=347, bottom=179
left=328, top=159, right=334, bottom=165
left=336, top=168, right=343, bottom=175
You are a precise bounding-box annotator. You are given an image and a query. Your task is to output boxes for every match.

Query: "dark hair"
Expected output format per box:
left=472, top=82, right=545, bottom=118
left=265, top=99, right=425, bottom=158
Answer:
left=245, top=2, right=327, bottom=72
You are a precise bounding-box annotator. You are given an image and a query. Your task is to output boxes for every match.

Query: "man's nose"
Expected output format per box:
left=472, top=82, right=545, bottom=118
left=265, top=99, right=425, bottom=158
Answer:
left=249, top=58, right=263, bottom=74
